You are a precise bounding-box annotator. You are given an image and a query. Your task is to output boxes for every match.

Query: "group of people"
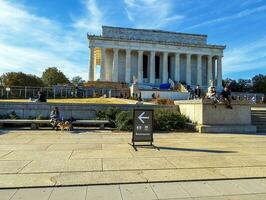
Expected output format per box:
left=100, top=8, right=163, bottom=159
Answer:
left=187, top=84, right=233, bottom=109
left=206, top=86, right=233, bottom=109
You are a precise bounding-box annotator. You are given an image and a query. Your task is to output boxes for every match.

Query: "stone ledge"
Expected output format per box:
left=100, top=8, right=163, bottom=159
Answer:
left=197, top=125, right=257, bottom=134
left=175, top=99, right=251, bottom=105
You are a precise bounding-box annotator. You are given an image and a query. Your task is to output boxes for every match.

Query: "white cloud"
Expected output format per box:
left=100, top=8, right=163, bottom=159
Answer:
left=187, top=5, right=266, bottom=29
left=0, top=43, right=87, bottom=77
left=0, top=0, right=104, bottom=81
left=124, top=0, right=184, bottom=29
left=223, top=36, right=266, bottom=74
left=74, top=0, right=104, bottom=34
left=240, top=0, right=263, bottom=7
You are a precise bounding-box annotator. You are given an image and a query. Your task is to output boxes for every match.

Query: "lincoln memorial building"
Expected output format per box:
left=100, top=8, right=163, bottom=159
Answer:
left=88, top=26, right=226, bottom=89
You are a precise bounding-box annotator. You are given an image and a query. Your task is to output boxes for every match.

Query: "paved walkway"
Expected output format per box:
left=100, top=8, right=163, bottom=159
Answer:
left=0, top=130, right=266, bottom=188
left=1, top=178, right=266, bottom=200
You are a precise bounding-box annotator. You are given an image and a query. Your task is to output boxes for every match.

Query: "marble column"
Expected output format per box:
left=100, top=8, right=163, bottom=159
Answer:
left=112, top=48, right=119, bottom=82
left=186, top=54, right=191, bottom=86
left=217, top=56, right=223, bottom=89
left=197, top=54, right=202, bottom=86
left=149, top=51, right=155, bottom=84
left=207, top=55, right=213, bottom=86
left=162, top=52, right=168, bottom=83
left=138, top=50, right=143, bottom=83
left=100, top=47, right=106, bottom=81
left=174, top=53, right=180, bottom=82
left=125, top=49, right=131, bottom=83
left=89, top=47, right=95, bottom=81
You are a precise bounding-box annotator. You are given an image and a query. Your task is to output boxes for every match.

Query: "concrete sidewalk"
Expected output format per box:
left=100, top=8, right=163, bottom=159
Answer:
left=1, top=178, right=266, bottom=200
left=0, top=130, right=266, bottom=188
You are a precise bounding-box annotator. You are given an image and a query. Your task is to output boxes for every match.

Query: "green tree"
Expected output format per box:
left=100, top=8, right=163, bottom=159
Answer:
left=71, top=76, right=85, bottom=86
left=252, top=74, right=266, bottom=94
left=223, top=78, right=252, bottom=92
left=238, top=79, right=252, bottom=92
left=0, top=72, right=44, bottom=87
left=41, top=67, right=70, bottom=86
left=223, top=78, right=239, bottom=91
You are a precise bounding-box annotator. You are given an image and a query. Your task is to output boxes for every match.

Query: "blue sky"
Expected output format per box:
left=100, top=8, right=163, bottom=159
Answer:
left=0, top=0, right=266, bottom=81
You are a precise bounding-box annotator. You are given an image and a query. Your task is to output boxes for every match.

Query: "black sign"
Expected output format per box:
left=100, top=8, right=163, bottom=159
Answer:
left=132, top=109, right=153, bottom=144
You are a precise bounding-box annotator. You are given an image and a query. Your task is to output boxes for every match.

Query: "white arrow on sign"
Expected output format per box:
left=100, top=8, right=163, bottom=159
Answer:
left=138, top=112, right=150, bottom=124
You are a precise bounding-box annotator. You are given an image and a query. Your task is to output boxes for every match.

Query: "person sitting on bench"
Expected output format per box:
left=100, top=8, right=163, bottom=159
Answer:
left=50, top=107, right=60, bottom=130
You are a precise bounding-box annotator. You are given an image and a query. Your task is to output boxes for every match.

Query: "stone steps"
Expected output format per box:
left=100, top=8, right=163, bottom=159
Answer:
left=251, top=110, right=266, bottom=133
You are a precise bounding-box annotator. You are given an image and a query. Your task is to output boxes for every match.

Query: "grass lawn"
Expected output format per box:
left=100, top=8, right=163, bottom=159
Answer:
left=0, top=98, right=134, bottom=104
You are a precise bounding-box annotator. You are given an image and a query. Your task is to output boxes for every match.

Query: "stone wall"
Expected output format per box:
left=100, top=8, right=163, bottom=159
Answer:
left=102, top=26, right=207, bottom=45
left=175, top=99, right=257, bottom=133
left=0, top=102, right=175, bottom=120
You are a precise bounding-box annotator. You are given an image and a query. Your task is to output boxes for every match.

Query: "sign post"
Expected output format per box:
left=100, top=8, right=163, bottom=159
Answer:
left=131, top=109, right=156, bottom=150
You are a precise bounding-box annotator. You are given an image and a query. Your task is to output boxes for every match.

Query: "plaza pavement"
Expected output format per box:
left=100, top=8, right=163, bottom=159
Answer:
left=0, top=129, right=266, bottom=189
left=1, top=178, right=266, bottom=200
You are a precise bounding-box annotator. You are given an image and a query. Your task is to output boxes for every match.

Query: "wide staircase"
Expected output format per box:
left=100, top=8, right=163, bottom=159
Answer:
left=251, top=108, right=266, bottom=133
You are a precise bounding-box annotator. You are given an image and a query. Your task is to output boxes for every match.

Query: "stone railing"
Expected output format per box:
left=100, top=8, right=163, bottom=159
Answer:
left=0, top=102, right=175, bottom=120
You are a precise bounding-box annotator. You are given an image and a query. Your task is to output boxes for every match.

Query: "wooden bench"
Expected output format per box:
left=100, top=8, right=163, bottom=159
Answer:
left=0, top=119, right=109, bottom=130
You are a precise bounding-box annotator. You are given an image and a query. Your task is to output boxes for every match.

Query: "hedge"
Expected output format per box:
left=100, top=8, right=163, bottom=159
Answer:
left=96, top=108, right=188, bottom=131
left=96, top=107, right=121, bottom=128
left=153, top=109, right=188, bottom=131
left=115, top=111, right=133, bottom=131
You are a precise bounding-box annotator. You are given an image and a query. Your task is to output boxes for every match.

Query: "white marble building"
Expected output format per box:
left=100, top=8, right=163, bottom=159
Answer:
left=88, top=26, right=225, bottom=89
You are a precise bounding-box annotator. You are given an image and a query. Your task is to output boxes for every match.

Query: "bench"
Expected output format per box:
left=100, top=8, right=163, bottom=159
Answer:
left=0, top=119, right=109, bottom=130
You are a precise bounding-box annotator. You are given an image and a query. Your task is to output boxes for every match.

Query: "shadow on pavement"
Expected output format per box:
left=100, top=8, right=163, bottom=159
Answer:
left=157, top=146, right=237, bottom=154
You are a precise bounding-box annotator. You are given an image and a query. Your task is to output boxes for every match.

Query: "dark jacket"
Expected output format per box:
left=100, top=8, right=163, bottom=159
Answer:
left=38, top=92, right=47, bottom=102
left=194, top=88, right=201, bottom=97
left=221, top=90, right=231, bottom=98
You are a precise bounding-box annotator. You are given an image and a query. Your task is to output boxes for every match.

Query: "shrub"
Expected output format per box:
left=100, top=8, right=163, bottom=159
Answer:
left=96, top=110, right=106, bottom=120
left=96, top=108, right=188, bottom=131
left=115, top=111, right=133, bottom=131
left=154, top=109, right=187, bottom=131
left=96, top=107, right=121, bottom=127
left=9, top=111, right=20, bottom=119
left=105, top=107, right=121, bottom=127
left=27, top=116, right=35, bottom=120
left=0, top=111, right=20, bottom=120
left=0, top=114, right=9, bottom=119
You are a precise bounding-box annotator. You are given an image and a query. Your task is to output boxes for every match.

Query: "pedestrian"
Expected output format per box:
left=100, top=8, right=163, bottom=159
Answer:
left=194, top=85, right=201, bottom=99
left=137, top=91, right=142, bottom=101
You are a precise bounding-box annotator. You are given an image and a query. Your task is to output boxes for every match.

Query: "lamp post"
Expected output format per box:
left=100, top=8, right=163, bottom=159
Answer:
left=6, top=87, right=10, bottom=99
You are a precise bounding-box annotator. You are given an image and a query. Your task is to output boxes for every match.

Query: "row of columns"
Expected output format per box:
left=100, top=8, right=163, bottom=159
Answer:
left=89, top=47, right=223, bottom=88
